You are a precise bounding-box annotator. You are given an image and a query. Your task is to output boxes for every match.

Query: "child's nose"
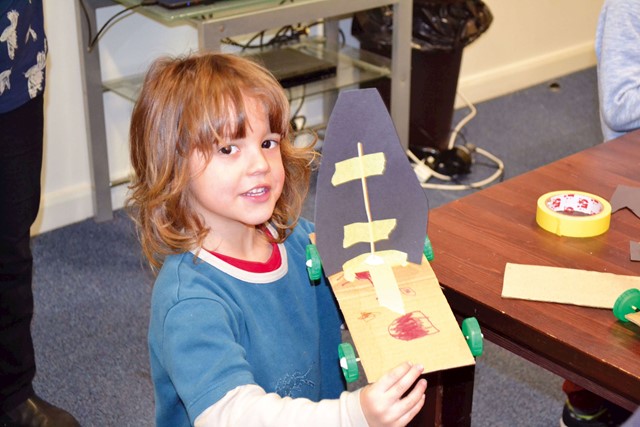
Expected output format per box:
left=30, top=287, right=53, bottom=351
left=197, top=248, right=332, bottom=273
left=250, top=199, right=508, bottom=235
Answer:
left=248, top=148, right=270, bottom=174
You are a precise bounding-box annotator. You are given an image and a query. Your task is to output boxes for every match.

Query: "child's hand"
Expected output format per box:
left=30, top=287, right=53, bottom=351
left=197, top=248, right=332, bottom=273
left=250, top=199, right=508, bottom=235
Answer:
left=359, top=362, right=427, bottom=427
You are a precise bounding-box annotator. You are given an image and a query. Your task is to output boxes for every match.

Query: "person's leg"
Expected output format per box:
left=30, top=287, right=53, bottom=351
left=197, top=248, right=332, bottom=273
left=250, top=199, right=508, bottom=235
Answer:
left=0, top=96, right=80, bottom=427
left=563, top=380, right=607, bottom=416
left=0, top=96, right=43, bottom=412
left=561, top=380, right=632, bottom=427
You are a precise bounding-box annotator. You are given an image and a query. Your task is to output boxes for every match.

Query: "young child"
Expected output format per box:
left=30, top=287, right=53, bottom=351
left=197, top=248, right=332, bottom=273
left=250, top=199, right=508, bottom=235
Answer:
left=127, top=52, right=427, bottom=427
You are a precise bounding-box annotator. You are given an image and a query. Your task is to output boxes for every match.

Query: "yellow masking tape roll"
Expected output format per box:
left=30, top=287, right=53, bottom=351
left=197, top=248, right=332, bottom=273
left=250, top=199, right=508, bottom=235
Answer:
left=536, top=191, right=611, bottom=237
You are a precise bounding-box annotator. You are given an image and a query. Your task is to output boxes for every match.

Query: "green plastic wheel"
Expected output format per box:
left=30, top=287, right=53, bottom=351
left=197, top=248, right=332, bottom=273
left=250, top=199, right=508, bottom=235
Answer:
left=462, top=317, right=483, bottom=357
left=423, top=235, right=434, bottom=261
left=338, top=343, right=359, bottom=383
left=613, top=288, right=640, bottom=322
left=305, top=244, right=322, bottom=281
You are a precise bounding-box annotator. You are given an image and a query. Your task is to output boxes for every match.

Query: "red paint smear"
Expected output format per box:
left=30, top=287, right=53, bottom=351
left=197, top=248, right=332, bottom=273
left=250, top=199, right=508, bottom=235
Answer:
left=355, top=271, right=373, bottom=285
left=400, top=287, right=416, bottom=296
left=359, top=312, right=376, bottom=321
left=388, top=311, right=439, bottom=341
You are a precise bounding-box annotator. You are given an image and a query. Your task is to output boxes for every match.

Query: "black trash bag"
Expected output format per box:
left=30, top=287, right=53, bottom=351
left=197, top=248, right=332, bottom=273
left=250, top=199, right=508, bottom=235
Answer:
left=352, top=0, right=493, bottom=55
left=413, top=0, right=493, bottom=51
left=351, top=6, right=395, bottom=56
left=350, top=0, right=493, bottom=154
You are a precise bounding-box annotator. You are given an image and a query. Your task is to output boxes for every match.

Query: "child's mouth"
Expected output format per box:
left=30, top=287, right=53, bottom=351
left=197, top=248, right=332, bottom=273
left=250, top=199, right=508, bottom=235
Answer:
left=243, top=187, right=268, bottom=197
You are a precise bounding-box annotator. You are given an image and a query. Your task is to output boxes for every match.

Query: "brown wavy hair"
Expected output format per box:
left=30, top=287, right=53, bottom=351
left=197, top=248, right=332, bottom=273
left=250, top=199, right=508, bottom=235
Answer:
left=127, top=52, right=317, bottom=270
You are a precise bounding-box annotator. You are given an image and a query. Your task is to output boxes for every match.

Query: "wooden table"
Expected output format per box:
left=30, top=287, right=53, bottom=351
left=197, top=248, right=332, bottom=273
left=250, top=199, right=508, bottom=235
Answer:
left=428, top=130, right=640, bottom=413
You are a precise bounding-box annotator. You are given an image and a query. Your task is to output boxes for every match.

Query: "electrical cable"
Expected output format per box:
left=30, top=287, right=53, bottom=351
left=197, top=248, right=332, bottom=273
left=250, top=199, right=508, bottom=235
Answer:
left=78, top=0, right=321, bottom=135
left=288, top=84, right=307, bottom=131
left=222, top=22, right=318, bottom=50
left=446, top=91, right=476, bottom=150
left=78, top=0, right=158, bottom=52
left=408, top=146, right=504, bottom=190
left=223, top=30, right=267, bottom=51
left=407, top=91, right=505, bottom=191
left=222, top=19, right=328, bottom=134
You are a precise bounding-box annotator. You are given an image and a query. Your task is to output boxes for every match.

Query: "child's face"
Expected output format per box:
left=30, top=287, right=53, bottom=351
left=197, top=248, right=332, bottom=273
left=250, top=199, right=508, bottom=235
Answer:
left=188, top=96, right=285, bottom=233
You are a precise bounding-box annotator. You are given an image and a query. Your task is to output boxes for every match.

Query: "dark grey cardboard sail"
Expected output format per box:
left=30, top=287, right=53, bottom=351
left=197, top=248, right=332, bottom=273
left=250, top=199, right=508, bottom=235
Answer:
left=315, top=88, right=430, bottom=276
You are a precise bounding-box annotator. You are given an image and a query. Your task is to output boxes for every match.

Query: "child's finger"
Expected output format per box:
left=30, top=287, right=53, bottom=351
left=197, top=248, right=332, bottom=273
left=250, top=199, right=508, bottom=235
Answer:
left=375, top=362, right=416, bottom=393
left=401, top=378, right=427, bottom=411
left=383, top=377, right=428, bottom=426
left=396, top=387, right=427, bottom=426
left=387, top=363, right=425, bottom=398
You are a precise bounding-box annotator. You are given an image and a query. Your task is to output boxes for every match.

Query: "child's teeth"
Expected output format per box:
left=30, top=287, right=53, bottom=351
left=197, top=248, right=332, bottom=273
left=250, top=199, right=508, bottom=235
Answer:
left=248, top=188, right=265, bottom=195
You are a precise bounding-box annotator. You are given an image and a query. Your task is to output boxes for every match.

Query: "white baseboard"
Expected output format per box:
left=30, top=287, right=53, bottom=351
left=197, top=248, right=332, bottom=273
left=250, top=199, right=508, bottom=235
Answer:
left=457, top=41, right=597, bottom=107
left=32, top=184, right=128, bottom=236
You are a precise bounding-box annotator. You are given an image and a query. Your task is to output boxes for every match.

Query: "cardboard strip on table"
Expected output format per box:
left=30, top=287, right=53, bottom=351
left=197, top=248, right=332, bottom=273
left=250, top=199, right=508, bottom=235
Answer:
left=502, top=263, right=640, bottom=308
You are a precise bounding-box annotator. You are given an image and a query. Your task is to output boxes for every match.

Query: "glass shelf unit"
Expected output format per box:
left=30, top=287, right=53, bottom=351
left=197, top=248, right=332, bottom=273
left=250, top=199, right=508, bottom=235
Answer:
left=77, top=0, right=412, bottom=221
left=114, top=0, right=313, bottom=22
left=103, top=41, right=391, bottom=103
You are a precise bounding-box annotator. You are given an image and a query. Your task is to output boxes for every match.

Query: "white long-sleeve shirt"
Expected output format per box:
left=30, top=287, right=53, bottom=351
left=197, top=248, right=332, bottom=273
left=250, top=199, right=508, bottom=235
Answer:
left=195, top=385, right=368, bottom=427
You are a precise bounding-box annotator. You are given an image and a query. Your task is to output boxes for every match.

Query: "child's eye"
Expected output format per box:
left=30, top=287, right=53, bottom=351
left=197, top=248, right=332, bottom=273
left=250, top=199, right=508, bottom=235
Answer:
left=262, top=139, right=279, bottom=149
left=218, top=145, right=239, bottom=155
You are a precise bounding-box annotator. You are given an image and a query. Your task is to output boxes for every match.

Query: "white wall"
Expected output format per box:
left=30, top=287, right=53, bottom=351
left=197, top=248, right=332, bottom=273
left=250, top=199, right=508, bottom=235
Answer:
left=459, top=0, right=603, bottom=103
left=35, top=0, right=604, bottom=234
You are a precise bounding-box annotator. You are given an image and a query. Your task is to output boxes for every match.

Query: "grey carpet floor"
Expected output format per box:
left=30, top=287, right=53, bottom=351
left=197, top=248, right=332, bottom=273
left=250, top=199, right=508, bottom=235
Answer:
left=30, top=66, right=602, bottom=426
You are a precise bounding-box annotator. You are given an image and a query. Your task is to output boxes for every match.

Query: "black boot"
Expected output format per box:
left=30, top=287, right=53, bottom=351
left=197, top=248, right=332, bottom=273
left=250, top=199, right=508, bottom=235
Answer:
left=0, top=395, right=80, bottom=427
